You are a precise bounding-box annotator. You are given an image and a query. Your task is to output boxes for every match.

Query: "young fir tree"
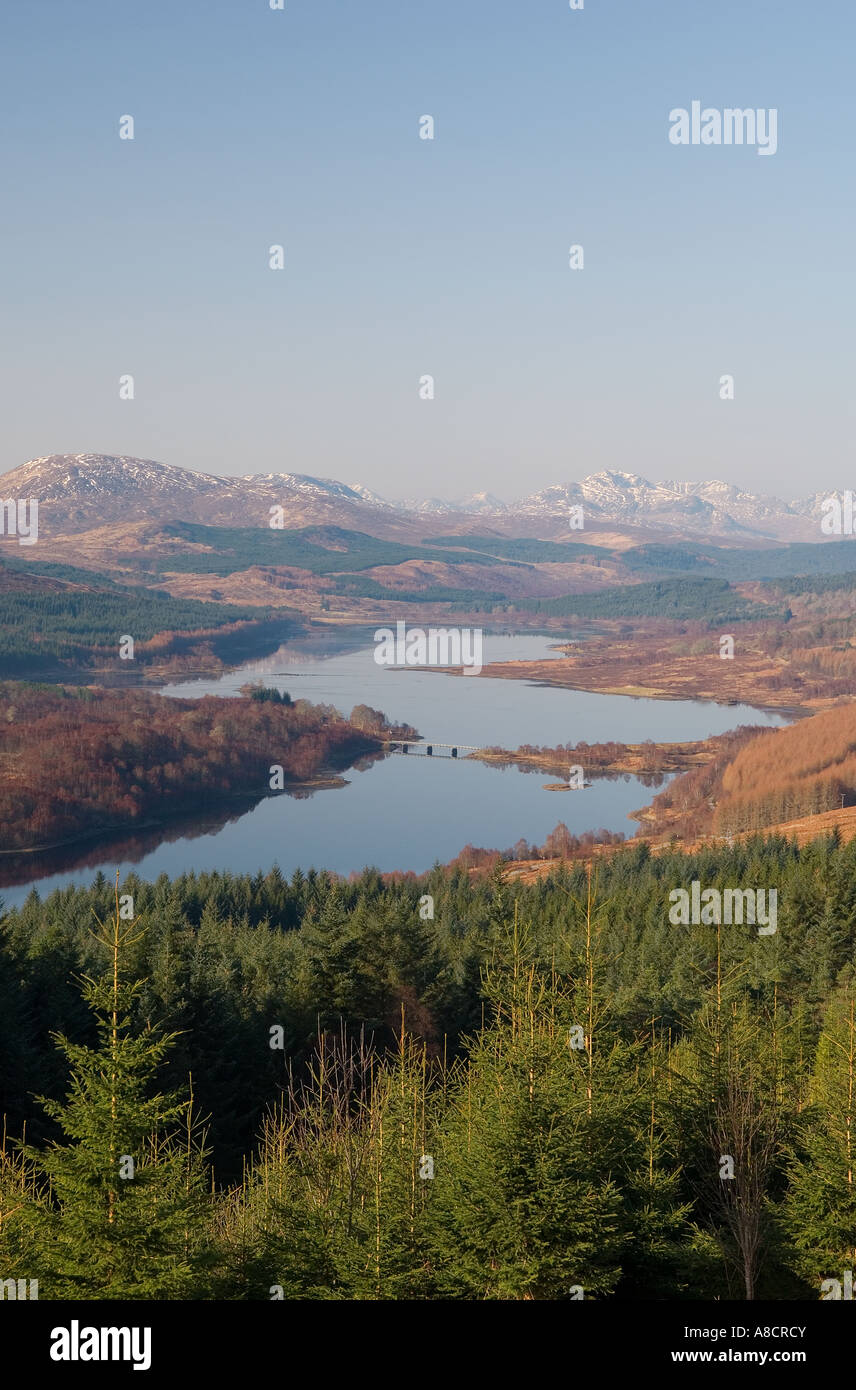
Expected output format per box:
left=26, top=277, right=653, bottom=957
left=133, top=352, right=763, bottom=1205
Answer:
left=669, top=955, right=796, bottom=1300
left=616, top=1016, right=708, bottom=1300
left=347, top=1017, right=437, bottom=1300
left=783, top=975, right=856, bottom=1288
left=21, top=883, right=211, bottom=1299
left=0, top=1120, right=40, bottom=1286
left=231, top=1024, right=377, bottom=1299
left=426, top=906, right=626, bottom=1299
left=555, top=868, right=701, bottom=1298
left=231, top=1015, right=438, bottom=1301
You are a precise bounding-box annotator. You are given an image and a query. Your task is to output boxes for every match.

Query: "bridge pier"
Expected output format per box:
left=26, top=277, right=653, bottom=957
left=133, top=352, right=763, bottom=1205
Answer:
left=382, top=740, right=479, bottom=757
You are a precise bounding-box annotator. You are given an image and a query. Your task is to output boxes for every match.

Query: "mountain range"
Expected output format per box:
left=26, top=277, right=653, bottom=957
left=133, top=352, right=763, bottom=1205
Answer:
left=0, top=453, right=840, bottom=542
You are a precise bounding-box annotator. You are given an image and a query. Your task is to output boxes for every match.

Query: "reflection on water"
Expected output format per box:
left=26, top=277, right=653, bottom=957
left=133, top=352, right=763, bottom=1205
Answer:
left=0, top=628, right=789, bottom=908
left=0, top=758, right=664, bottom=908
left=162, top=630, right=787, bottom=751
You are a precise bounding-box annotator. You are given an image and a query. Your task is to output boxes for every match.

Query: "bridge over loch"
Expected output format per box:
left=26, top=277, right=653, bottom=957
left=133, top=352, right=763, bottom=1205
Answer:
left=381, top=739, right=481, bottom=759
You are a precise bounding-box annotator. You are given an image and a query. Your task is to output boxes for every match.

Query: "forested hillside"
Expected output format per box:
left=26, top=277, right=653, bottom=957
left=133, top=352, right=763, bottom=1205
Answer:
left=0, top=685, right=409, bottom=851
left=716, top=705, right=856, bottom=833
left=643, top=705, right=856, bottom=840
left=1, top=836, right=854, bottom=1299
left=142, top=523, right=507, bottom=577
left=0, top=557, right=298, bottom=673
left=514, top=578, right=770, bottom=622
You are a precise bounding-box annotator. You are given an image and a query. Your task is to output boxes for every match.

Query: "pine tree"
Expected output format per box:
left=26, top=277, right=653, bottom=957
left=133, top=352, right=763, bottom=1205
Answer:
left=354, top=1017, right=436, bottom=1300
left=20, top=881, right=211, bottom=1298
left=616, top=1017, right=703, bottom=1299
left=427, top=908, right=625, bottom=1299
left=232, top=1024, right=379, bottom=1299
left=783, top=975, right=856, bottom=1288
left=670, top=967, right=794, bottom=1299
left=0, top=1119, right=40, bottom=1284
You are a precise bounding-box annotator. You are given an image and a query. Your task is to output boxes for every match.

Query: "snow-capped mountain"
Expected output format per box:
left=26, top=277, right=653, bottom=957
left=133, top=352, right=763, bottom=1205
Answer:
left=388, top=470, right=810, bottom=536
left=458, top=492, right=508, bottom=514
left=397, top=491, right=508, bottom=515
left=0, top=455, right=838, bottom=541
left=9, top=454, right=225, bottom=500
left=509, top=471, right=792, bottom=534
left=0, top=455, right=400, bottom=535
left=394, top=470, right=838, bottom=538
left=398, top=496, right=458, bottom=514
left=348, top=482, right=388, bottom=506
left=243, top=473, right=379, bottom=505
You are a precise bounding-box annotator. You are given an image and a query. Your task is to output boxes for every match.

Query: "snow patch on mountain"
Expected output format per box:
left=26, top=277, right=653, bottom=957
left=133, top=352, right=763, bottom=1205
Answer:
left=0, top=454, right=838, bottom=541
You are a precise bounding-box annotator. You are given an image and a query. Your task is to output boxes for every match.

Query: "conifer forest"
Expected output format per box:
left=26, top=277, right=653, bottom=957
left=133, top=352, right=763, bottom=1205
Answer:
left=2, top=838, right=854, bottom=1302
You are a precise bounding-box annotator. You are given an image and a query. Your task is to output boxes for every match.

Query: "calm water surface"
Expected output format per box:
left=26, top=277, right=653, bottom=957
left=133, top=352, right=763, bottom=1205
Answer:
left=0, top=630, right=787, bottom=907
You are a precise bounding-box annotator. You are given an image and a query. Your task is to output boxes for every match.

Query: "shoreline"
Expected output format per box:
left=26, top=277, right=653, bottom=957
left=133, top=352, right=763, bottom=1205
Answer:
left=0, top=756, right=376, bottom=861
left=0, top=776, right=350, bottom=859
left=465, top=660, right=807, bottom=718
left=399, top=653, right=806, bottom=718
left=469, top=741, right=718, bottom=778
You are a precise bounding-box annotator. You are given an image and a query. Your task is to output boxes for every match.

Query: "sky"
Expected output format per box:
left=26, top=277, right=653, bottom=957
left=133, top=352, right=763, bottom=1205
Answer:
left=1, top=0, right=853, bottom=502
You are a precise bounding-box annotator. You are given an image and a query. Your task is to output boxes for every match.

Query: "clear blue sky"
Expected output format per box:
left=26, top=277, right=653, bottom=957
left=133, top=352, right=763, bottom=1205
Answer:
left=1, top=0, right=852, bottom=501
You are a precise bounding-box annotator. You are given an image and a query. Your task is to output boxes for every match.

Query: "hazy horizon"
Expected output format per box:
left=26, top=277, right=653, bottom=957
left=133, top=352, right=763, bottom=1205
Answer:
left=2, top=0, right=853, bottom=497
